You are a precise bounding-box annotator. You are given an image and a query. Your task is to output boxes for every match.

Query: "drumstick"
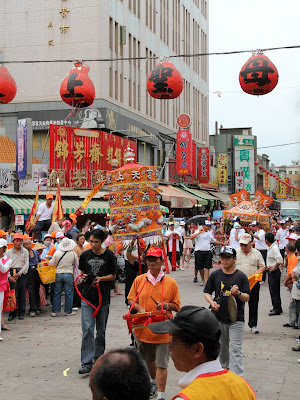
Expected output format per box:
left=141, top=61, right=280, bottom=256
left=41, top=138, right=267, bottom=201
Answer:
left=150, top=296, right=158, bottom=305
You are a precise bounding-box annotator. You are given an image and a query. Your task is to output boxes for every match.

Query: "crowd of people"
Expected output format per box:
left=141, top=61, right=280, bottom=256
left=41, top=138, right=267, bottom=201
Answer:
left=0, top=192, right=300, bottom=399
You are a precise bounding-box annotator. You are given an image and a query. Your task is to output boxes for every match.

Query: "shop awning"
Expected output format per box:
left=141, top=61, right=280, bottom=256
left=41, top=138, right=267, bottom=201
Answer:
left=159, top=185, right=206, bottom=208
left=180, top=184, right=218, bottom=201
left=207, top=191, right=231, bottom=203
left=0, top=195, right=169, bottom=215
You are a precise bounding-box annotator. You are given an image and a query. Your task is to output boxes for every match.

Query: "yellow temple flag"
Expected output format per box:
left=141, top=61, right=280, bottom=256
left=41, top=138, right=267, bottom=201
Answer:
left=80, top=179, right=106, bottom=210
left=25, top=185, right=40, bottom=232
left=52, top=185, right=64, bottom=223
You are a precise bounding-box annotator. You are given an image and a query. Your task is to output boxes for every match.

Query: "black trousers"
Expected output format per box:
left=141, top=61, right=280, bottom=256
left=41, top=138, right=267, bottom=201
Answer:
left=259, top=249, right=267, bottom=281
left=268, top=268, right=282, bottom=312
left=248, top=282, right=260, bottom=328
left=9, top=274, right=27, bottom=317
left=26, top=267, right=40, bottom=312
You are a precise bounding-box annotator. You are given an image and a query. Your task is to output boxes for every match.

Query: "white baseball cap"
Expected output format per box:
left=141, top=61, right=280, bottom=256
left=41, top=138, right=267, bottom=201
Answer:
left=55, top=232, right=65, bottom=239
left=180, top=221, right=185, bottom=226
left=0, top=238, right=7, bottom=248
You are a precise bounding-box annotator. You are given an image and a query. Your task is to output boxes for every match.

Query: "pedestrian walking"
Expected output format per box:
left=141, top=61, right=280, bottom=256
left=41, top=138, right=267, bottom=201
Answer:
left=180, top=223, right=193, bottom=269
left=23, top=237, right=41, bottom=317
left=0, top=239, right=12, bottom=340
left=204, top=246, right=250, bottom=376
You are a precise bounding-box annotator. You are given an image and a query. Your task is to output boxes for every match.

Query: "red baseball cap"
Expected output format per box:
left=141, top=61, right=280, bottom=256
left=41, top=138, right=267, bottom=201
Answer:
left=145, top=247, right=163, bottom=258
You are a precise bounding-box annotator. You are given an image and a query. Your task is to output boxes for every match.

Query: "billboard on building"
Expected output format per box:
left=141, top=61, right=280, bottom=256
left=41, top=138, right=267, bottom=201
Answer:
left=176, top=130, right=192, bottom=175
left=49, top=125, right=137, bottom=189
left=198, top=147, right=210, bottom=183
left=234, top=135, right=255, bottom=194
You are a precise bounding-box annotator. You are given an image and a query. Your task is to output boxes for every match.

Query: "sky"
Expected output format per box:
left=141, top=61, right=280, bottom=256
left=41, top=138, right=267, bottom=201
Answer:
left=209, top=0, right=300, bottom=166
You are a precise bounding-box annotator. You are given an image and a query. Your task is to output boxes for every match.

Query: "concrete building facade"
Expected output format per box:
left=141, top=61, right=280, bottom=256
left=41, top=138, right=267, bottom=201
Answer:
left=0, top=0, right=209, bottom=171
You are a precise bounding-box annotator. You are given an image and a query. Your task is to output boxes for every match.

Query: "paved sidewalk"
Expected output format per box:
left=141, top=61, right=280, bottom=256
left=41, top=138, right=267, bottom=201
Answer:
left=0, top=267, right=299, bottom=400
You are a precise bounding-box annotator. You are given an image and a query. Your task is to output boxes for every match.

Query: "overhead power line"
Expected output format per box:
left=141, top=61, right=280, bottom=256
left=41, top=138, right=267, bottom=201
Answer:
left=257, top=141, right=300, bottom=149
left=1, top=45, right=300, bottom=64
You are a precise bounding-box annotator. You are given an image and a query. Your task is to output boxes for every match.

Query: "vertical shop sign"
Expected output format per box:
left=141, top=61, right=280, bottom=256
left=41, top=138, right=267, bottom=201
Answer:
left=176, top=129, right=192, bottom=175
left=235, top=170, right=244, bottom=190
left=198, top=147, right=210, bottom=183
left=217, top=153, right=228, bottom=184
left=16, top=119, right=27, bottom=179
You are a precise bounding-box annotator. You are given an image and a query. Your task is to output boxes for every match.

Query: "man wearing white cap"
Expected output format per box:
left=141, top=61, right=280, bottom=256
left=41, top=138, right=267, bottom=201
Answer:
left=276, top=220, right=289, bottom=260
left=190, top=221, right=223, bottom=284
left=235, top=233, right=266, bottom=334
left=229, top=222, right=245, bottom=250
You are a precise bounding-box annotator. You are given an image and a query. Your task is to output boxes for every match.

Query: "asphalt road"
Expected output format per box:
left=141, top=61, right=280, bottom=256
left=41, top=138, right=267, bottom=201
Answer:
left=0, top=266, right=299, bottom=400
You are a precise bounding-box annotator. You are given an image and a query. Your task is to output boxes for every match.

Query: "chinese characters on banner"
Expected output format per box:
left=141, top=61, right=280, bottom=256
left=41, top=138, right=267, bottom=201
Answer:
left=16, top=119, right=27, bottom=179
left=263, top=171, right=270, bottom=192
left=234, top=135, right=255, bottom=194
left=198, top=147, right=210, bottom=183
left=49, top=125, right=137, bottom=189
left=278, top=181, right=286, bottom=198
left=176, top=130, right=192, bottom=175
left=235, top=170, right=244, bottom=190
left=217, top=153, right=228, bottom=184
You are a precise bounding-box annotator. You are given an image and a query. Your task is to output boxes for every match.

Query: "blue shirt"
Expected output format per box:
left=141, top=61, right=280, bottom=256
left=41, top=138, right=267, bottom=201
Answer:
left=29, top=249, right=41, bottom=268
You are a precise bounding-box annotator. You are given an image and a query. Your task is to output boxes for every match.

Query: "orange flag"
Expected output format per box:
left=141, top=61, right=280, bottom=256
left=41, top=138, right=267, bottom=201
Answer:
left=52, top=185, right=64, bottom=223
left=80, top=179, right=106, bottom=210
left=25, top=185, right=40, bottom=232
left=248, top=273, right=262, bottom=290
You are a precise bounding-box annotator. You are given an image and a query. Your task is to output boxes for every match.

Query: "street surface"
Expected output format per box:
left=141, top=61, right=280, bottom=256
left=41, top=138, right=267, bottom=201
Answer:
left=0, top=267, right=298, bottom=400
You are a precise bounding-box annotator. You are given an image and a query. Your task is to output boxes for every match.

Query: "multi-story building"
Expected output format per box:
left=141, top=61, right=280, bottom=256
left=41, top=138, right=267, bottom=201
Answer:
left=0, top=0, right=209, bottom=170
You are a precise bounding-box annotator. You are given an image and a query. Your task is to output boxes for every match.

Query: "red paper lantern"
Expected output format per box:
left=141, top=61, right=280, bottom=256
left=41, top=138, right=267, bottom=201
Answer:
left=0, top=66, right=17, bottom=104
left=259, top=165, right=263, bottom=170
left=147, top=61, right=183, bottom=99
left=262, top=169, right=267, bottom=173
left=254, top=161, right=259, bottom=165
left=239, top=53, right=279, bottom=96
left=60, top=62, right=95, bottom=108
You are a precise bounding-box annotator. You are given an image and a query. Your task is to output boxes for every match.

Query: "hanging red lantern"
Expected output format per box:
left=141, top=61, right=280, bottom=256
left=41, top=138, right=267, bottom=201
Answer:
left=60, top=62, right=95, bottom=108
left=147, top=60, right=183, bottom=99
left=239, top=52, right=279, bottom=96
left=0, top=66, right=17, bottom=104
left=258, top=165, right=263, bottom=170
left=262, top=169, right=267, bottom=173
left=254, top=161, right=259, bottom=165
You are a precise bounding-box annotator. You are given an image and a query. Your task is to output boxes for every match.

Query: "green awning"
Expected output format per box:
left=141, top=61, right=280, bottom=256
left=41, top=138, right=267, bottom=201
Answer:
left=0, top=195, right=169, bottom=215
left=179, top=184, right=212, bottom=203
left=0, top=195, right=110, bottom=215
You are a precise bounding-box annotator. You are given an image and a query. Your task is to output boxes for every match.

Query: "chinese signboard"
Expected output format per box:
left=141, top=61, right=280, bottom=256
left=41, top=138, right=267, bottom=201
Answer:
left=49, top=125, right=137, bottom=189
left=217, top=153, right=228, bottom=185
left=198, top=147, right=210, bottom=184
left=235, top=170, right=244, bottom=190
left=277, top=181, right=286, bottom=198
left=263, top=171, right=270, bottom=192
left=16, top=119, right=27, bottom=179
left=15, top=215, right=24, bottom=226
left=234, top=135, right=255, bottom=194
left=176, top=130, right=192, bottom=175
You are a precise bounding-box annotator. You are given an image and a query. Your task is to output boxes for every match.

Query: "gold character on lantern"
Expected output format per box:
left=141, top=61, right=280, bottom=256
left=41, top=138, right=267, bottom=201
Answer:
left=55, top=140, right=69, bottom=162
left=60, top=25, right=70, bottom=34
left=89, top=142, right=103, bottom=164
left=73, top=141, right=85, bottom=163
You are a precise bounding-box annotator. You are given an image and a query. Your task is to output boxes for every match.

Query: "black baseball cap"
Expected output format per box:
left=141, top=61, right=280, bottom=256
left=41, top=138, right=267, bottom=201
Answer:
left=219, top=245, right=237, bottom=258
left=148, top=305, right=221, bottom=342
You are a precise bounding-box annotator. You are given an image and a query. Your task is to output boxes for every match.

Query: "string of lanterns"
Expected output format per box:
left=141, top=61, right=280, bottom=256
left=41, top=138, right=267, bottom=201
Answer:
left=254, top=161, right=299, bottom=194
left=0, top=50, right=281, bottom=106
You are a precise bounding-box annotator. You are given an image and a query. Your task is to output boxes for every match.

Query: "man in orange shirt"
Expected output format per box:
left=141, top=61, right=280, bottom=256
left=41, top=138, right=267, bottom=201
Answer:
left=128, top=247, right=181, bottom=400
left=283, top=242, right=298, bottom=328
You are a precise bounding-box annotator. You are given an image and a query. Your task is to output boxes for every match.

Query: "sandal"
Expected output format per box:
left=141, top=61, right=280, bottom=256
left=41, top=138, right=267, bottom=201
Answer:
left=1, top=325, right=11, bottom=331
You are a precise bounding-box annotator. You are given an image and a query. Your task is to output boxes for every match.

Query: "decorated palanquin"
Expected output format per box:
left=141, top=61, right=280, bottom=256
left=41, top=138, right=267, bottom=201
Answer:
left=107, top=147, right=164, bottom=246
left=224, top=189, right=273, bottom=226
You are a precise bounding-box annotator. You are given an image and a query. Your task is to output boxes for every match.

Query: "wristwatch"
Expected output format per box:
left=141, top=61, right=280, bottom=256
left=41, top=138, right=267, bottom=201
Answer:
left=237, top=291, right=242, bottom=297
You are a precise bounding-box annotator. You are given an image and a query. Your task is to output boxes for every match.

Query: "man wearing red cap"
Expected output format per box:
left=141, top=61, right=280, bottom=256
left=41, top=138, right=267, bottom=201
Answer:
left=128, top=246, right=181, bottom=400
left=32, top=193, right=55, bottom=241
left=6, top=233, right=29, bottom=321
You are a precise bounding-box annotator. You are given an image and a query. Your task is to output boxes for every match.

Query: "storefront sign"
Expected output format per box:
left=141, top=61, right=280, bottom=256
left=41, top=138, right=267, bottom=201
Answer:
left=263, top=171, right=270, bottom=192
left=198, top=147, right=210, bottom=184
left=15, top=215, right=24, bottom=226
left=217, top=153, right=228, bottom=184
left=234, top=135, right=255, bottom=194
left=176, top=130, right=192, bottom=175
left=16, top=119, right=27, bottom=179
left=235, top=170, right=244, bottom=190
left=49, top=125, right=137, bottom=189
left=0, top=163, right=48, bottom=191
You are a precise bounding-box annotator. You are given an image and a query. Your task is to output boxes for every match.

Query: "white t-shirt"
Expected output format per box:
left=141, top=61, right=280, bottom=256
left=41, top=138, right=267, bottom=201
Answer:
left=194, top=230, right=216, bottom=251
left=275, top=228, right=289, bottom=249
left=165, top=229, right=181, bottom=252
left=36, top=202, right=55, bottom=221
left=229, top=228, right=245, bottom=249
left=291, top=262, right=300, bottom=300
left=254, top=229, right=268, bottom=250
